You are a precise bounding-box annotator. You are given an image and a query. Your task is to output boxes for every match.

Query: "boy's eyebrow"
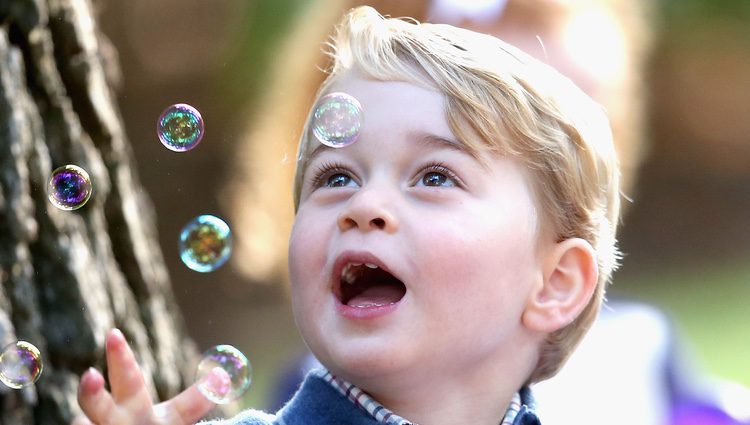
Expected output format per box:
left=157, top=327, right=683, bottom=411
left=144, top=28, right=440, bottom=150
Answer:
left=305, top=132, right=486, bottom=167
left=417, top=133, right=490, bottom=170
left=416, top=133, right=472, bottom=156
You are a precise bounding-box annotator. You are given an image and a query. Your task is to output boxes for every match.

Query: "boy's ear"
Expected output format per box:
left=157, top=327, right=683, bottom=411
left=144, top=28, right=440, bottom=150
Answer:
left=522, top=238, right=599, bottom=334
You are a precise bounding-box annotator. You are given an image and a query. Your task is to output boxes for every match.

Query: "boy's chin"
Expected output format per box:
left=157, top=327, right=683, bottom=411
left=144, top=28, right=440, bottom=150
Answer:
left=318, top=342, right=414, bottom=379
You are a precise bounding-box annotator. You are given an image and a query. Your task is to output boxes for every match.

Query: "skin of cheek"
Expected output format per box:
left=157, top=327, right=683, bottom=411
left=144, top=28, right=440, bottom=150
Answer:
left=287, top=203, right=349, bottom=365
left=405, top=203, right=539, bottom=366
left=288, top=208, right=328, bottom=313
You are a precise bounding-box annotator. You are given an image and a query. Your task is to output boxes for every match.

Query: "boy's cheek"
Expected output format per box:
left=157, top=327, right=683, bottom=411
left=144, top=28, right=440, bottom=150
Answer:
left=288, top=222, right=329, bottom=286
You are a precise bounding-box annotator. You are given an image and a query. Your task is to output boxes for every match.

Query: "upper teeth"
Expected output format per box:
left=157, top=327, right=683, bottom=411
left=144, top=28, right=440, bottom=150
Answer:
left=341, top=262, right=379, bottom=284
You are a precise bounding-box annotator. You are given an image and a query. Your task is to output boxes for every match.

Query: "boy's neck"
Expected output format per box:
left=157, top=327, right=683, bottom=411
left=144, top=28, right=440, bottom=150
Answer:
left=338, top=348, right=535, bottom=425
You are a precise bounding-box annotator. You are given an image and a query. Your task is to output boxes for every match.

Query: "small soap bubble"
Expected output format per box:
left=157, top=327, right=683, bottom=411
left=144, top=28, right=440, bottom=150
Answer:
left=195, top=344, right=251, bottom=404
left=179, top=215, right=232, bottom=272
left=157, top=103, right=204, bottom=152
left=47, top=165, right=92, bottom=210
left=312, top=92, right=363, bottom=148
left=0, top=341, right=43, bottom=389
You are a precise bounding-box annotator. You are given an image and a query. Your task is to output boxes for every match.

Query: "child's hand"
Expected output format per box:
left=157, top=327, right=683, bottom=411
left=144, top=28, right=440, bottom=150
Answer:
left=72, top=329, right=220, bottom=425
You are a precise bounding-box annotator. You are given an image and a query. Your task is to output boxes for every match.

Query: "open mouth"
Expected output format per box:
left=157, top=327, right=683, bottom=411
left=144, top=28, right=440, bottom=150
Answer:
left=336, top=263, right=407, bottom=307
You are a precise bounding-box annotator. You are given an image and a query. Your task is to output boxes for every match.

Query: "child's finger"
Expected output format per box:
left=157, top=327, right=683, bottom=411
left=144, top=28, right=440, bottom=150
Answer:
left=77, top=367, right=117, bottom=423
left=154, top=385, right=215, bottom=423
left=105, top=328, right=152, bottom=407
left=154, top=367, right=227, bottom=423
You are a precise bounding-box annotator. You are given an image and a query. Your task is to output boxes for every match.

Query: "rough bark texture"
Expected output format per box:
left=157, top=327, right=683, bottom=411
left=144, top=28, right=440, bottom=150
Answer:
left=0, top=0, right=199, bottom=423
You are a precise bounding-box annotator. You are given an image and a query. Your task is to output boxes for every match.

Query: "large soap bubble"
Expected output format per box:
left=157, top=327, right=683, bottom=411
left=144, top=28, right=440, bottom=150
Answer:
left=0, top=341, right=43, bottom=389
left=157, top=103, right=204, bottom=152
left=312, top=92, right=363, bottom=148
left=179, top=214, right=232, bottom=272
left=47, top=165, right=92, bottom=211
left=195, top=344, right=251, bottom=404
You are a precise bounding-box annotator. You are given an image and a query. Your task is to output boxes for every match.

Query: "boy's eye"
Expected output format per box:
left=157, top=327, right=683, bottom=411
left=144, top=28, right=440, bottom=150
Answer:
left=309, top=161, right=357, bottom=189
left=421, top=171, right=451, bottom=187
left=327, top=173, right=352, bottom=187
left=416, top=163, right=460, bottom=188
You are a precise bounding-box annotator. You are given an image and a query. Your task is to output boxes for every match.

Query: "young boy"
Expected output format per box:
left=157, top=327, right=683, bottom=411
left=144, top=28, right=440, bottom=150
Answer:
left=74, top=5, right=620, bottom=425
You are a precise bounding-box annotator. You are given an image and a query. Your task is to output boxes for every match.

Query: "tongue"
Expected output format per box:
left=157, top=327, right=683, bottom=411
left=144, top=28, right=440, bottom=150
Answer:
left=347, top=285, right=404, bottom=307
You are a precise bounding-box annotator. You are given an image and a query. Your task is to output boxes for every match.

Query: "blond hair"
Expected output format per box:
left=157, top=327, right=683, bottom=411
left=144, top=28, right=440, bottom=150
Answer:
left=292, top=5, right=621, bottom=383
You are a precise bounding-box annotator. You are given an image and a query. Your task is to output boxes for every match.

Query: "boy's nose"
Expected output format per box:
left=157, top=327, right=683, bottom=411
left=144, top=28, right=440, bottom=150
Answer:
left=336, top=190, right=399, bottom=234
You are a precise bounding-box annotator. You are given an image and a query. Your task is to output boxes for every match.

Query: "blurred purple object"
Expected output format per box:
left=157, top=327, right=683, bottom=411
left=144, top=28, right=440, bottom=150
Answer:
left=672, top=400, right=748, bottom=425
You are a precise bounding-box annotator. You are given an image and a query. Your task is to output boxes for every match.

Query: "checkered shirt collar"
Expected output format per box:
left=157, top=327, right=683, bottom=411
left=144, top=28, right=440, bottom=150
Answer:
left=314, top=368, right=522, bottom=425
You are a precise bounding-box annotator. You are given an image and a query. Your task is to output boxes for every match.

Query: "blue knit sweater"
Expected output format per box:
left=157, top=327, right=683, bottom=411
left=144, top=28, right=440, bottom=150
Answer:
left=201, top=372, right=541, bottom=425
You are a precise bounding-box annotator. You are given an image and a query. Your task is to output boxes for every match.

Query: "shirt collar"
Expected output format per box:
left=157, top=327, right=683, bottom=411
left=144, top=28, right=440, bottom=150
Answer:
left=314, top=368, right=523, bottom=425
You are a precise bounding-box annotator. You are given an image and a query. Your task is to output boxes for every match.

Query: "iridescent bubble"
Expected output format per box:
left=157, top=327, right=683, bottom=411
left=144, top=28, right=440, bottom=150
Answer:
left=157, top=103, right=204, bottom=152
left=47, top=165, right=92, bottom=211
left=312, top=92, right=363, bottom=148
left=179, top=215, right=232, bottom=272
left=195, top=344, right=251, bottom=404
left=0, top=341, right=43, bottom=389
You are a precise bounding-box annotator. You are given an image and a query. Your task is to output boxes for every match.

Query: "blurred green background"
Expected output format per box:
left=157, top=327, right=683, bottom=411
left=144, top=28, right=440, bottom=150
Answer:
left=616, top=259, right=750, bottom=387
left=97, top=0, right=750, bottom=411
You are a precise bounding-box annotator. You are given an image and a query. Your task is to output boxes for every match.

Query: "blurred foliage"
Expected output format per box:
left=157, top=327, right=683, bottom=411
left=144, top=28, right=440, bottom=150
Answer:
left=214, top=0, right=309, bottom=117
left=661, top=0, right=750, bottom=25
left=614, top=259, right=750, bottom=387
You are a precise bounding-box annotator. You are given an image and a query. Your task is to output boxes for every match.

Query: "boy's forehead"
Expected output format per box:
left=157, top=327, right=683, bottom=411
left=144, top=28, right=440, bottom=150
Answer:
left=301, top=71, right=496, bottom=169
left=310, top=81, right=437, bottom=140
left=328, top=78, right=454, bottom=135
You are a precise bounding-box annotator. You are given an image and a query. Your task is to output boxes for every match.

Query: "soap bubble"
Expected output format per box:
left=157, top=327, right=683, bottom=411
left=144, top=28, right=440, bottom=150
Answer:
left=179, top=215, right=232, bottom=272
left=0, top=341, right=43, bottom=389
left=157, top=103, right=204, bottom=152
left=312, top=92, right=363, bottom=148
left=47, top=165, right=92, bottom=210
left=195, top=344, right=251, bottom=404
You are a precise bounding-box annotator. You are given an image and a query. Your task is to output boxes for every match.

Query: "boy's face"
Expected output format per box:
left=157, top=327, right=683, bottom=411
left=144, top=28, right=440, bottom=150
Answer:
left=289, top=70, right=546, bottom=385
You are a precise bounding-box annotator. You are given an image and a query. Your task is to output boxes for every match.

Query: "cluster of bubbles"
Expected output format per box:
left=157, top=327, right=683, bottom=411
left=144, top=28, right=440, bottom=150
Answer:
left=0, top=341, right=43, bottom=389
left=157, top=103, right=205, bottom=152
left=47, top=164, right=92, bottom=211
left=155, top=105, right=247, bottom=399
left=195, top=344, right=252, bottom=404
left=179, top=214, right=232, bottom=273
left=312, top=92, right=363, bottom=148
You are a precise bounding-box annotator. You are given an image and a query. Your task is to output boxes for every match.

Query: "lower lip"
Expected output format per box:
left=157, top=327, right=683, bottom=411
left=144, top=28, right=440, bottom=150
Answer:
left=334, top=295, right=401, bottom=320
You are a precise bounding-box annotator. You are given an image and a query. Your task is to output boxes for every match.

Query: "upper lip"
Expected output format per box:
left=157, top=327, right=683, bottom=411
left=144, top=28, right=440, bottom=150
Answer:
left=331, top=250, right=403, bottom=300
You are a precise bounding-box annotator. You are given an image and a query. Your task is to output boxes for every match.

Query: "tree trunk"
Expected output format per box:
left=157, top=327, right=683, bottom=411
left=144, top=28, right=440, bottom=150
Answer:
left=0, top=0, right=198, bottom=423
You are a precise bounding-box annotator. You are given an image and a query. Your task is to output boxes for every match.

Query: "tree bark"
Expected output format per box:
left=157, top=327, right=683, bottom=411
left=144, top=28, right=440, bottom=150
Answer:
left=0, top=0, right=198, bottom=423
